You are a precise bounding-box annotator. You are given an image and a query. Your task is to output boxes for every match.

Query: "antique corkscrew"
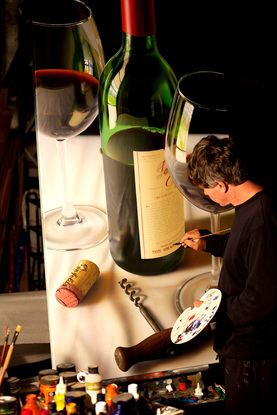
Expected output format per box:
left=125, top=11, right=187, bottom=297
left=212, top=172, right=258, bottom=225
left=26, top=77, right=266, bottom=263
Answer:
left=118, top=278, right=162, bottom=333
left=116, top=278, right=211, bottom=372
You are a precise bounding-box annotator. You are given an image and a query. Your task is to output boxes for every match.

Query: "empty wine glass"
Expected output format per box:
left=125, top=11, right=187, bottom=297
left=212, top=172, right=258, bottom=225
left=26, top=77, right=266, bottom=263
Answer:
left=165, top=71, right=234, bottom=312
left=32, top=0, right=107, bottom=250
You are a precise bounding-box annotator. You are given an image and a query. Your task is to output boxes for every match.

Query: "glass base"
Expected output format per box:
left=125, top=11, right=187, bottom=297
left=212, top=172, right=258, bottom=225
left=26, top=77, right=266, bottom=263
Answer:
left=174, top=271, right=219, bottom=314
left=43, top=205, right=108, bottom=251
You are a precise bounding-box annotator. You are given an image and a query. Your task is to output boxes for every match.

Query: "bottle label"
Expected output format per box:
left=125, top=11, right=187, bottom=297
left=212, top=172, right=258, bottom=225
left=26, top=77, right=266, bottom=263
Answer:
left=86, top=382, right=102, bottom=392
left=133, top=149, right=185, bottom=259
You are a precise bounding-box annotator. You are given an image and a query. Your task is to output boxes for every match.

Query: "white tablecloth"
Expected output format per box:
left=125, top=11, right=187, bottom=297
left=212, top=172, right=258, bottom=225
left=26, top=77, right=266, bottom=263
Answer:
left=37, top=133, right=234, bottom=380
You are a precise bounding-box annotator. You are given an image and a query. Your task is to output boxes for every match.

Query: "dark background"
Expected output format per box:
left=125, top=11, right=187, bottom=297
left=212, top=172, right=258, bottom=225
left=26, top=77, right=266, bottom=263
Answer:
left=0, top=0, right=275, bottom=291
left=87, top=1, right=273, bottom=84
left=88, top=0, right=275, bottom=187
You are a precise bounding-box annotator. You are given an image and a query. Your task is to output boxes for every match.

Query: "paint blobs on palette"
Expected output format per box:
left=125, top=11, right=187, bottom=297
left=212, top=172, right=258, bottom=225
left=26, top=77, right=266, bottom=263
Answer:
left=171, top=289, right=222, bottom=344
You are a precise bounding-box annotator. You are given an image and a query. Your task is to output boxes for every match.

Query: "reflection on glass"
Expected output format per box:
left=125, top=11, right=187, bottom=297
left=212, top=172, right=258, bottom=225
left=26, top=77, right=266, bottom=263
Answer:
left=165, top=71, right=234, bottom=311
left=33, top=0, right=107, bottom=251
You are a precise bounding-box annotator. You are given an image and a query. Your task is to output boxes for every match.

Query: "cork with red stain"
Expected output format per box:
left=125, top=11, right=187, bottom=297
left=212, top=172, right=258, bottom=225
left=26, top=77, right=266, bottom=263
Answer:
left=55, top=260, right=100, bottom=307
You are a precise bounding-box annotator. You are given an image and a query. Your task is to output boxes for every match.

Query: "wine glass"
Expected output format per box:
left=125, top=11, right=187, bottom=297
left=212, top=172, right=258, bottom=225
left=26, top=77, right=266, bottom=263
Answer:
left=32, top=0, right=107, bottom=251
left=165, top=71, right=234, bottom=312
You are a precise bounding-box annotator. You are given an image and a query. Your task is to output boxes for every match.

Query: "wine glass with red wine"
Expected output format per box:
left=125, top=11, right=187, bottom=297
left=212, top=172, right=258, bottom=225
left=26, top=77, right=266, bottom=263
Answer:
left=32, top=0, right=107, bottom=250
left=165, top=71, right=234, bottom=311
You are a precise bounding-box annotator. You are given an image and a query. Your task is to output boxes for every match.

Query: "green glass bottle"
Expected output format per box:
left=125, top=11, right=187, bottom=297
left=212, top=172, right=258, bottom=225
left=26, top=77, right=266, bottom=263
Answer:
left=98, top=0, right=185, bottom=275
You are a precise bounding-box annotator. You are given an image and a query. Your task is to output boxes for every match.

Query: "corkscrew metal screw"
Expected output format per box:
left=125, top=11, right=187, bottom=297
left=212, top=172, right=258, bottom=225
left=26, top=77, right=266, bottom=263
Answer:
left=118, top=278, right=162, bottom=333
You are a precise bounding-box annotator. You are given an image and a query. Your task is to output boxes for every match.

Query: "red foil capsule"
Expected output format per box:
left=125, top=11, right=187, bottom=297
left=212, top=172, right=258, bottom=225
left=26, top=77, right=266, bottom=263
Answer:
left=121, top=0, right=156, bottom=37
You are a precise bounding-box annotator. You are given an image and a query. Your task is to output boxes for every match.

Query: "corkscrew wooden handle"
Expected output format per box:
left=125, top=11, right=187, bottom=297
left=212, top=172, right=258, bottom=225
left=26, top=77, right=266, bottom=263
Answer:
left=114, top=327, right=210, bottom=372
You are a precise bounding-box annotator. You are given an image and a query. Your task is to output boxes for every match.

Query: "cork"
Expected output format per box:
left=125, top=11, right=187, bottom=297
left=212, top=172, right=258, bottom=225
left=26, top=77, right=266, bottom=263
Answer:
left=55, top=260, right=100, bottom=307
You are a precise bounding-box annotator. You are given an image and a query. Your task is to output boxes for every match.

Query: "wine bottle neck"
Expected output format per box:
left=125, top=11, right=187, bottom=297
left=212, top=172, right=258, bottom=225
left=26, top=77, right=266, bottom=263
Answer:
left=121, top=32, right=158, bottom=54
left=120, top=0, right=158, bottom=54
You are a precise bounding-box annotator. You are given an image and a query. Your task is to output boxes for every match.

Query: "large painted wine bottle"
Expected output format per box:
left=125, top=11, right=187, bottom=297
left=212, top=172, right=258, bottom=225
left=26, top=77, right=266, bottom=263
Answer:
left=98, top=0, right=185, bottom=275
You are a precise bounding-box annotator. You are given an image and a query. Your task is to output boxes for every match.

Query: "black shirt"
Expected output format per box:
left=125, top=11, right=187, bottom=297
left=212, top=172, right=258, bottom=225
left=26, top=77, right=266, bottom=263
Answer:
left=206, top=190, right=277, bottom=359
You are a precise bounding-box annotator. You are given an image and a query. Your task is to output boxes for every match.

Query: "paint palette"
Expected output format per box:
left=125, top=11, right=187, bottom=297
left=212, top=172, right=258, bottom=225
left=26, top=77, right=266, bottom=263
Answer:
left=171, top=288, right=222, bottom=344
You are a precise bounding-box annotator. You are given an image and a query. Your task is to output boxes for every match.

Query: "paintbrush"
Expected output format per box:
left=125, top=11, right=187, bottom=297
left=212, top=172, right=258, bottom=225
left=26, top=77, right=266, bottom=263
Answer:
left=0, top=327, right=9, bottom=368
left=0, top=325, right=21, bottom=386
left=174, top=227, right=231, bottom=245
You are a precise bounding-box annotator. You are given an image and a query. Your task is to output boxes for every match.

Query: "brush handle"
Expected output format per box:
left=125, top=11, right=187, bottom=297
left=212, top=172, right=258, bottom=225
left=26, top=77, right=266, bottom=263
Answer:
left=0, top=345, right=14, bottom=386
left=114, top=327, right=210, bottom=371
left=0, top=343, right=7, bottom=368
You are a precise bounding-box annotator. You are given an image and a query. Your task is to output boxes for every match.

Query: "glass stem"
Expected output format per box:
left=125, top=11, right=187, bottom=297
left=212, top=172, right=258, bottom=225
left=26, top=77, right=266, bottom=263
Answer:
left=56, top=139, right=82, bottom=226
left=209, top=212, right=221, bottom=287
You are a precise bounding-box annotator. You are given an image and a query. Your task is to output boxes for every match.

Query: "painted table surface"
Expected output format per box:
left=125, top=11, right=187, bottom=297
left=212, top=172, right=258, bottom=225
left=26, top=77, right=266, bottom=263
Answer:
left=37, top=132, right=234, bottom=380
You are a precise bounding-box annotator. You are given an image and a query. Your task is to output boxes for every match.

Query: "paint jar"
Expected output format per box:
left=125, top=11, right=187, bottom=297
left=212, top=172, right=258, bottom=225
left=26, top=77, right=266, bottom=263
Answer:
left=56, top=363, right=76, bottom=374
left=23, top=394, right=41, bottom=415
left=38, top=369, right=58, bottom=382
left=55, top=260, right=100, bottom=307
left=1, top=377, right=22, bottom=413
left=0, top=396, right=17, bottom=415
left=85, top=367, right=102, bottom=406
left=179, top=376, right=188, bottom=391
left=112, top=393, right=136, bottom=415
left=65, top=391, right=87, bottom=414
left=68, top=382, right=85, bottom=392
left=66, top=402, right=78, bottom=414
left=105, top=384, right=117, bottom=413
left=40, top=375, right=59, bottom=409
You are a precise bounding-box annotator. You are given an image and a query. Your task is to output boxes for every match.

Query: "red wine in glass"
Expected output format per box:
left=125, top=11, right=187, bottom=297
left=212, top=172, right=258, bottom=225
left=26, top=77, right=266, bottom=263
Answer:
left=32, top=0, right=107, bottom=251
left=35, top=69, right=99, bottom=139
